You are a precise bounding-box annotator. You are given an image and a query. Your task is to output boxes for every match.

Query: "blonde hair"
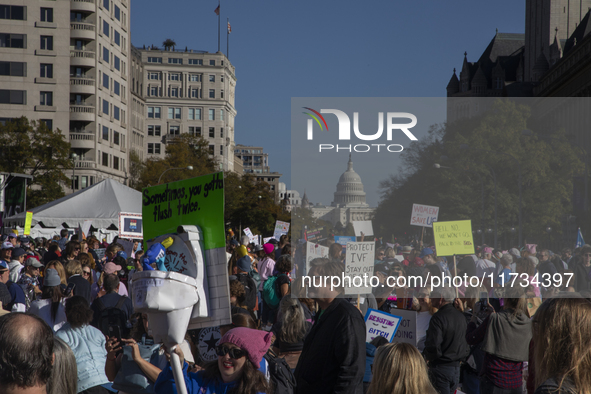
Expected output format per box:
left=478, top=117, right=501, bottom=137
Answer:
left=46, top=261, right=67, bottom=286
left=64, top=260, right=82, bottom=277
left=533, top=296, right=591, bottom=394
left=368, top=342, right=436, bottom=394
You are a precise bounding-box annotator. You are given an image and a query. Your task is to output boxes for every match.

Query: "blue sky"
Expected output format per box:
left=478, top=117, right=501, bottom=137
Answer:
left=131, top=0, right=525, bottom=193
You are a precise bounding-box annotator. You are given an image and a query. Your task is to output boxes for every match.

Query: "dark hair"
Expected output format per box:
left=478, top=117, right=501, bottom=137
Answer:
left=64, top=241, right=80, bottom=258
left=230, top=280, right=246, bottom=305
left=281, top=244, right=291, bottom=256
left=65, top=296, right=93, bottom=328
left=275, top=255, right=292, bottom=274
left=0, top=313, right=54, bottom=389
left=41, top=285, right=64, bottom=323
left=60, top=229, right=69, bottom=238
left=201, top=357, right=271, bottom=394
left=370, top=336, right=389, bottom=348
left=329, top=243, right=342, bottom=259
left=48, top=244, right=60, bottom=253
left=103, top=273, right=120, bottom=294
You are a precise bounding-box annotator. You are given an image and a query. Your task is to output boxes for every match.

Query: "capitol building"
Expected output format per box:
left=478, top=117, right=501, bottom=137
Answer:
left=302, top=155, right=375, bottom=227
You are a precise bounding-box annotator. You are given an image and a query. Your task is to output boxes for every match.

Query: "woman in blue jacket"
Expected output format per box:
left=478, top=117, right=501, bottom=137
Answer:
left=155, top=327, right=273, bottom=394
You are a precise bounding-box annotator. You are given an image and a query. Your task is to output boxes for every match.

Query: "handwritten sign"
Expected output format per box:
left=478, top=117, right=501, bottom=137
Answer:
left=432, top=220, right=475, bottom=256
left=389, top=308, right=419, bottom=348
left=344, top=241, right=375, bottom=295
left=24, top=212, right=33, bottom=235
left=273, top=221, right=290, bottom=241
left=305, top=241, right=329, bottom=275
left=364, top=308, right=402, bottom=343
left=410, top=204, right=439, bottom=228
left=334, top=236, right=356, bottom=250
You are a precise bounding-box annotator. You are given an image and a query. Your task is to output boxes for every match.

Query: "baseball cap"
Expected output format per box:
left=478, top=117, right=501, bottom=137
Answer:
left=116, top=251, right=128, bottom=260
left=8, top=233, right=16, bottom=239
left=103, top=262, right=122, bottom=274
left=483, top=247, right=493, bottom=254
left=1, top=242, right=14, bottom=250
left=0, top=260, right=8, bottom=270
left=25, top=256, right=44, bottom=268
left=12, top=248, right=26, bottom=258
left=419, top=248, right=434, bottom=258
left=230, top=239, right=239, bottom=246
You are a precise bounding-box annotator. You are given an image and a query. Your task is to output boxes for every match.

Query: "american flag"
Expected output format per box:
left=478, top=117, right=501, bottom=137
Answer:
left=214, top=5, right=220, bottom=15
left=227, top=21, right=231, bottom=33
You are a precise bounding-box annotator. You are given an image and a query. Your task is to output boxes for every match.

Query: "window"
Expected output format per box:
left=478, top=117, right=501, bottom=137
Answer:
left=0, top=61, right=25, bottom=76
left=113, top=131, right=119, bottom=145
left=191, top=88, right=199, bottom=98
left=81, top=176, right=88, bottom=189
left=149, top=86, right=158, bottom=96
left=41, top=119, right=52, bottom=130
left=220, top=145, right=224, bottom=155
left=114, top=30, right=120, bottom=46
left=103, top=47, right=109, bottom=63
left=208, top=145, right=214, bottom=154
left=221, top=89, right=224, bottom=99
left=209, top=75, right=215, bottom=82
left=168, top=58, right=182, bottom=64
left=148, top=143, right=153, bottom=154
left=155, top=143, right=161, bottom=154
left=102, top=152, right=109, bottom=166
left=114, top=80, right=120, bottom=95
left=220, top=127, right=224, bottom=138
left=0, top=90, right=25, bottom=104
left=189, top=74, right=200, bottom=82
left=40, top=91, right=52, bottom=106
left=209, top=60, right=215, bottom=66
left=169, top=87, right=178, bottom=97
left=168, top=73, right=180, bottom=81
left=188, top=59, right=202, bottom=65
left=40, top=36, right=53, bottom=50
left=114, top=5, right=120, bottom=20
left=0, top=5, right=25, bottom=20
left=103, top=0, right=109, bottom=10
left=40, top=8, right=53, bottom=23
left=189, top=126, right=201, bottom=136
left=221, top=75, right=224, bottom=82
left=103, top=73, right=109, bottom=89
left=209, top=127, right=214, bottom=138
left=188, top=108, right=195, bottom=120
left=148, top=125, right=161, bottom=136
left=195, top=108, right=202, bottom=120
left=147, top=57, right=162, bottom=63
left=113, top=106, right=120, bottom=120
left=103, top=99, right=109, bottom=115
left=114, top=56, right=120, bottom=71
left=148, top=107, right=161, bottom=118
left=209, top=89, right=215, bottom=98
left=102, top=125, right=109, bottom=140
left=169, top=125, right=179, bottom=135
left=168, top=107, right=181, bottom=119
left=103, top=20, right=109, bottom=37
left=208, top=109, right=215, bottom=120
left=220, top=109, right=224, bottom=121
left=0, top=34, right=25, bottom=48
left=113, top=156, right=119, bottom=170
left=148, top=72, right=160, bottom=80
left=40, top=63, right=52, bottom=78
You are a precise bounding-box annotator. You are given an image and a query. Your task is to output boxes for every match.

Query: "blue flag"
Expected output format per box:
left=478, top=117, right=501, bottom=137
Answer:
left=576, top=228, right=585, bottom=249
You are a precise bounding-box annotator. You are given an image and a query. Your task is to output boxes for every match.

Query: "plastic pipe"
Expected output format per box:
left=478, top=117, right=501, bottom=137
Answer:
left=170, top=346, right=188, bottom=394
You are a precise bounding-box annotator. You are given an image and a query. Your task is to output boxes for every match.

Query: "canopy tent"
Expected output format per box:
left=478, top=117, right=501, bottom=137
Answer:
left=3, top=179, right=141, bottom=229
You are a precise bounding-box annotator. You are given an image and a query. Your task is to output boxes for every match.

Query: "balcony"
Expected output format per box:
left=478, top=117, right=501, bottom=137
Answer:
left=70, top=50, right=95, bottom=67
left=71, top=0, right=95, bottom=13
left=70, top=77, right=95, bottom=94
left=70, top=22, right=95, bottom=40
left=74, top=160, right=97, bottom=169
left=70, top=104, right=95, bottom=122
left=163, top=134, right=181, bottom=144
left=70, top=132, right=95, bottom=149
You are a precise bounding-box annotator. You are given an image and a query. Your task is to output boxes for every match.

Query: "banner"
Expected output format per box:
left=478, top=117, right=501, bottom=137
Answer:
left=273, top=220, right=290, bottom=241
left=344, top=241, right=375, bottom=295
left=119, top=213, right=142, bottom=239
left=410, top=204, right=439, bottom=228
left=334, top=235, right=356, bottom=248
left=364, top=308, right=402, bottom=343
left=432, top=220, right=475, bottom=256
left=24, top=212, right=33, bottom=235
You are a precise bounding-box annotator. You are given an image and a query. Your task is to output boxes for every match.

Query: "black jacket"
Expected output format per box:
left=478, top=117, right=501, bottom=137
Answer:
left=572, top=261, right=591, bottom=292
left=423, top=303, right=470, bottom=366
left=294, top=298, right=366, bottom=394
left=67, top=274, right=91, bottom=304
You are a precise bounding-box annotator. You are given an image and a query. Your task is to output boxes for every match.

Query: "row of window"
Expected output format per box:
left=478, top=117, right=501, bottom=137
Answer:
left=101, top=46, right=124, bottom=74
left=148, top=72, right=223, bottom=83
left=101, top=125, right=123, bottom=145
left=102, top=99, right=125, bottom=121
left=148, top=142, right=224, bottom=156
left=99, top=150, right=125, bottom=171
left=102, top=0, right=125, bottom=24
left=101, top=19, right=124, bottom=47
left=147, top=125, right=224, bottom=138
left=147, top=107, right=225, bottom=121
left=147, top=57, right=221, bottom=66
left=147, top=86, right=223, bottom=99
left=100, top=71, right=124, bottom=98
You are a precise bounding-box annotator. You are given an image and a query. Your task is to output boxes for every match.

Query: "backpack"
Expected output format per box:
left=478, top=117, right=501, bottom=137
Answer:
left=263, top=274, right=287, bottom=309
left=263, top=349, right=296, bottom=394
left=95, top=295, right=129, bottom=338
left=249, top=268, right=261, bottom=289
left=236, top=273, right=257, bottom=310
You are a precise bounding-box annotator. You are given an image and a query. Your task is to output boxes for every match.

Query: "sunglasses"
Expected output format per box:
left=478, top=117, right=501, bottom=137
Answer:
left=215, top=345, right=246, bottom=359
left=83, top=270, right=91, bottom=275
left=75, top=248, right=81, bottom=251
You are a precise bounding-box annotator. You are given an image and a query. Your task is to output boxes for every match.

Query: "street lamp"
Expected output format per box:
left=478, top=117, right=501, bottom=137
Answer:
left=460, top=144, right=523, bottom=247
left=546, top=226, right=552, bottom=249
left=158, top=165, right=193, bottom=184
left=71, top=153, right=78, bottom=191
left=434, top=163, right=485, bottom=245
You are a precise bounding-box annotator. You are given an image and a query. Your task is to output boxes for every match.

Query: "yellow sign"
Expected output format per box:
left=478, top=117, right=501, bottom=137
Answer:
left=432, top=220, right=475, bottom=256
left=24, top=212, right=33, bottom=236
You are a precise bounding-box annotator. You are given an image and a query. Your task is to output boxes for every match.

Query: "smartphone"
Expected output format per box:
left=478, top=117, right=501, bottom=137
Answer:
left=62, top=282, right=75, bottom=297
left=109, top=325, right=122, bottom=344
left=479, top=291, right=488, bottom=307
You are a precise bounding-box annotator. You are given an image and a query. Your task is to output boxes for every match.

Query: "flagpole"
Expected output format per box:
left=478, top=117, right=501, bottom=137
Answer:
left=217, top=0, right=220, bottom=52
left=227, top=18, right=229, bottom=59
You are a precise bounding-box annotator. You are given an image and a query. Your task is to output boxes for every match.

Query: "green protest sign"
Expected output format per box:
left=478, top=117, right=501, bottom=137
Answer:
left=142, top=172, right=225, bottom=251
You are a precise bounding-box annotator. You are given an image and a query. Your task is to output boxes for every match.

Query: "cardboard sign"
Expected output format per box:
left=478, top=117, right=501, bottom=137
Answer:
left=94, top=248, right=106, bottom=261
left=263, top=237, right=273, bottom=243
left=364, top=308, right=402, bottom=343
left=390, top=308, right=419, bottom=347
left=432, top=220, right=475, bottom=256
left=243, top=227, right=257, bottom=244
left=24, top=211, right=33, bottom=235
left=410, top=204, right=439, bottom=228
left=305, top=242, right=329, bottom=275
left=273, top=220, right=290, bottom=241
left=352, top=221, right=374, bottom=237
left=119, top=212, right=143, bottom=239
left=344, top=241, right=375, bottom=295
left=305, top=227, right=326, bottom=243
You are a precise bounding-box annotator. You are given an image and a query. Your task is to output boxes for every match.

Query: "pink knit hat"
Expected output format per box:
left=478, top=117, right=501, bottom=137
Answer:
left=219, top=327, right=273, bottom=368
left=263, top=243, right=274, bottom=255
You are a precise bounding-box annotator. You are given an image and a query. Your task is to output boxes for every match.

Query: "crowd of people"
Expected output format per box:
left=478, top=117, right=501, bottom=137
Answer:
left=1, top=229, right=590, bottom=394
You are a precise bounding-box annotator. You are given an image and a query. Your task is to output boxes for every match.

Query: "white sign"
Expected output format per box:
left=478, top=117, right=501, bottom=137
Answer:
left=344, top=241, right=375, bottom=295
left=389, top=308, right=419, bottom=348
left=263, top=237, right=273, bottom=243
left=410, top=204, right=439, bottom=228
left=352, top=221, right=374, bottom=237
left=243, top=227, right=257, bottom=244
left=364, top=308, right=402, bottom=343
left=305, top=242, right=329, bottom=275
left=273, top=220, right=290, bottom=241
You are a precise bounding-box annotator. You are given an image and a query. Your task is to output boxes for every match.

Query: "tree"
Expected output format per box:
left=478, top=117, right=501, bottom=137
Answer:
left=162, top=38, right=176, bottom=51
left=128, top=150, right=144, bottom=190
left=0, top=117, right=72, bottom=208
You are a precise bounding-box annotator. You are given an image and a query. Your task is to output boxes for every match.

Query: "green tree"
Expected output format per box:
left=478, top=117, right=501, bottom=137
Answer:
left=162, top=38, right=176, bottom=51
left=128, top=150, right=144, bottom=190
left=0, top=117, right=71, bottom=208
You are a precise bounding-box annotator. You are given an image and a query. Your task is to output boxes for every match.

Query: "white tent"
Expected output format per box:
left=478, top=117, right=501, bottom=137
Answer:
left=4, top=178, right=141, bottom=229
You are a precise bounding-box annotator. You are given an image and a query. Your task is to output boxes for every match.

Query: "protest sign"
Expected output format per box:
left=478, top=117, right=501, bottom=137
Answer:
left=243, top=227, right=257, bottom=244
left=94, top=248, right=106, bottom=261
left=305, top=226, right=326, bottom=243
left=364, top=308, right=402, bottom=343
left=352, top=221, right=374, bottom=237
left=390, top=308, right=419, bottom=347
left=195, top=326, right=221, bottom=363
left=410, top=204, right=439, bottom=228
left=119, top=212, right=143, bottom=239
left=263, top=237, right=273, bottom=243
left=24, top=212, right=33, bottom=235
left=344, top=241, right=375, bottom=295
left=305, top=241, right=329, bottom=275
left=118, top=239, right=134, bottom=259
left=432, top=220, right=475, bottom=256
left=334, top=235, right=356, bottom=246
left=273, top=220, right=290, bottom=241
